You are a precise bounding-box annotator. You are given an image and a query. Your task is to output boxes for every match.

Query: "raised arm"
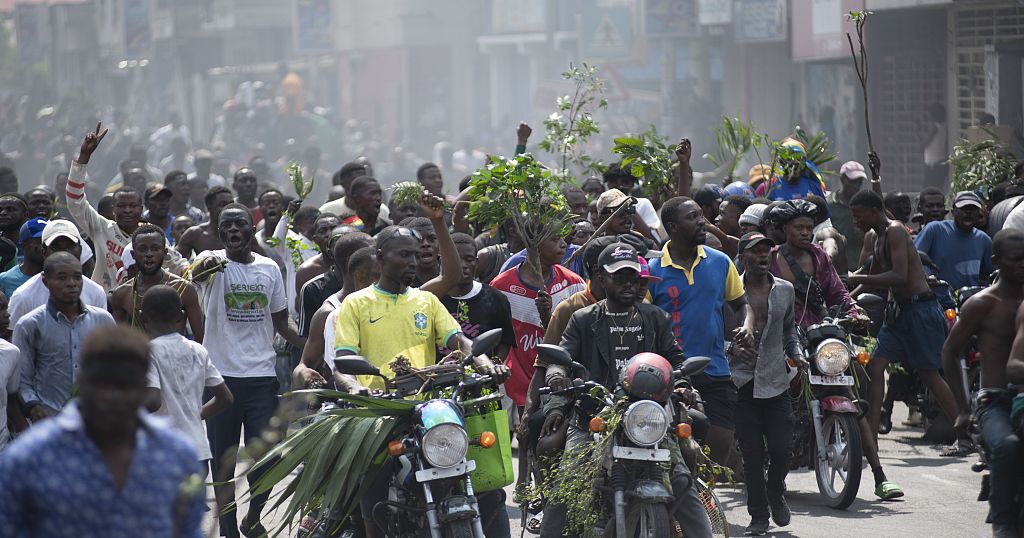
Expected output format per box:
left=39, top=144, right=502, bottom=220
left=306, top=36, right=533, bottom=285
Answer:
left=675, top=138, right=693, bottom=199
left=419, top=193, right=462, bottom=298
left=67, top=123, right=113, bottom=238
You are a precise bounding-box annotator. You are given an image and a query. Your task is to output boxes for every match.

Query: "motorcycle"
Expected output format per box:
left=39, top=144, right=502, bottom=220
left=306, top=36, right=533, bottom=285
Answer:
left=535, top=343, right=721, bottom=537
left=331, top=328, right=510, bottom=538
left=789, top=311, right=870, bottom=509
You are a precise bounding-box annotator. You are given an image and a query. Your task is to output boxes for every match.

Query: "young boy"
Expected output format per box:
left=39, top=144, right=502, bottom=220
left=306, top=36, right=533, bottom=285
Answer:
left=141, top=284, right=233, bottom=472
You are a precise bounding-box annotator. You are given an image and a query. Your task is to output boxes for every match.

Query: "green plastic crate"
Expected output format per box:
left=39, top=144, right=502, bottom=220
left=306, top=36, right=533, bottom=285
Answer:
left=465, top=409, right=514, bottom=492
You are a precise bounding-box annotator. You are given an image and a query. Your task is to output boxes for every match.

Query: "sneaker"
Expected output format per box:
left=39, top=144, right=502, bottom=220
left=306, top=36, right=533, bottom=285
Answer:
left=744, top=519, right=770, bottom=536
left=769, top=497, right=791, bottom=527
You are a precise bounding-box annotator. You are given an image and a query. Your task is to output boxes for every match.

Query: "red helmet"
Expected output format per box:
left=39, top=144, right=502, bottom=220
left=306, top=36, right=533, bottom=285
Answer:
left=620, top=353, right=673, bottom=402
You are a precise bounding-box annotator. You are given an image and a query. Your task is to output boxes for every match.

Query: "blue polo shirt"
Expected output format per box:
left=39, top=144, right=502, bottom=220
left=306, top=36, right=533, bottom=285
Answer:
left=647, top=243, right=745, bottom=377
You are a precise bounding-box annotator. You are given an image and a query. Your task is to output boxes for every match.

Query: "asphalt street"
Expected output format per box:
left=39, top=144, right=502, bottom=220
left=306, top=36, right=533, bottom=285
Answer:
left=213, top=404, right=992, bottom=537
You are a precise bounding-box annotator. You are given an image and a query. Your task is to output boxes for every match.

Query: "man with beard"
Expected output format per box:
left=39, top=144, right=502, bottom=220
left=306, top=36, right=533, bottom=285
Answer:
left=191, top=203, right=303, bottom=538
left=0, top=194, right=28, bottom=271
left=176, top=186, right=235, bottom=258
left=915, top=191, right=994, bottom=290
left=109, top=224, right=204, bottom=341
left=540, top=242, right=712, bottom=538
left=947, top=229, right=1024, bottom=537
left=232, top=168, right=262, bottom=225
left=647, top=196, right=754, bottom=469
left=66, top=124, right=143, bottom=290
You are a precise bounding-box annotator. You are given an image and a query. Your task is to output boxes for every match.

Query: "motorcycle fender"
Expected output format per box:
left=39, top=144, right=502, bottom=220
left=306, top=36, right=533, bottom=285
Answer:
left=633, top=479, right=674, bottom=503
left=439, top=495, right=478, bottom=523
left=415, top=459, right=476, bottom=483
left=820, top=395, right=859, bottom=414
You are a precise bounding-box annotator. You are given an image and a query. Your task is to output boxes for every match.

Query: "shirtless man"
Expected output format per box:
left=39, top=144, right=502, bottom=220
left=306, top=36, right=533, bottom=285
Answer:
left=293, top=213, right=342, bottom=298
left=176, top=186, right=234, bottom=258
left=848, top=190, right=962, bottom=458
left=110, top=224, right=204, bottom=341
left=968, top=229, right=1024, bottom=538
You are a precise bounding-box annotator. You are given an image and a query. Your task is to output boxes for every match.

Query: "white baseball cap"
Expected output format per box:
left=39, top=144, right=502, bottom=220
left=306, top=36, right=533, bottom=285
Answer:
left=41, top=219, right=81, bottom=246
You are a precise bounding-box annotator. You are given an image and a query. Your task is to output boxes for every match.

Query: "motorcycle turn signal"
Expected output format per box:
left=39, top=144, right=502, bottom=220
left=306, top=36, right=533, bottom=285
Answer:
left=477, top=431, right=497, bottom=449
left=675, top=423, right=692, bottom=439
left=856, top=351, right=870, bottom=366
left=388, top=440, right=406, bottom=456
left=589, top=416, right=607, bottom=433
left=945, top=308, right=957, bottom=321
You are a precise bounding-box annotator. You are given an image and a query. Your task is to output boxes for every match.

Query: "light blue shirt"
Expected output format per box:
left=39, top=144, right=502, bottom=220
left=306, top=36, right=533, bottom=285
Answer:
left=14, top=301, right=115, bottom=412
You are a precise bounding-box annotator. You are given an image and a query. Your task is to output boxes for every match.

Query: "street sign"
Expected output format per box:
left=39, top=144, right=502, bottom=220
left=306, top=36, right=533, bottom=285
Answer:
left=698, top=0, right=732, bottom=26
left=295, top=0, right=333, bottom=53
left=582, top=2, right=635, bottom=61
left=736, top=0, right=788, bottom=43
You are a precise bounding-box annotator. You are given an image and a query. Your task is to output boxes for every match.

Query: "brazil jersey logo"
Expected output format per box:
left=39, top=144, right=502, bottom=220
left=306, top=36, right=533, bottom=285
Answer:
left=414, top=312, right=427, bottom=330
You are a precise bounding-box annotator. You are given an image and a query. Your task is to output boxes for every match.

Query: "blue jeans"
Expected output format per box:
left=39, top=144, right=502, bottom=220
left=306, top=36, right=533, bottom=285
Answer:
left=207, top=376, right=281, bottom=537
left=977, top=391, right=1023, bottom=526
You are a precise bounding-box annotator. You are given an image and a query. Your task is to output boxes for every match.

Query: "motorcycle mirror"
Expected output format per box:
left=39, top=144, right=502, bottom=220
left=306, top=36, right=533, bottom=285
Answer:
left=471, top=328, right=503, bottom=357
left=676, top=356, right=711, bottom=378
left=536, top=344, right=573, bottom=368
left=333, top=356, right=382, bottom=377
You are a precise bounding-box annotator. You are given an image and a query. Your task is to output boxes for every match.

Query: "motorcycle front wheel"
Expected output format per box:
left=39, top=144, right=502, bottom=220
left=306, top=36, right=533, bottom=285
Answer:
left=442, top=520, right=474, bottom=538
left=814, top=412, right=863, bottom=509
left=695, top=479, right=730, bottom=537
left=607, top=501, right=670, bottom=538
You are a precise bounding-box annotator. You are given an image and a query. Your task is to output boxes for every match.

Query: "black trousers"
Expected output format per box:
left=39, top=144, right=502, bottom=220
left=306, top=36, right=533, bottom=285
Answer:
left=734, top=382, right=794, bottom=521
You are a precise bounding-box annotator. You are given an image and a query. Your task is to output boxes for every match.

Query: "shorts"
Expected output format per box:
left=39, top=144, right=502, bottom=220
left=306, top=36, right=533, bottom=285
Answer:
left=874, top=297, right=946, bottom=370
left=691, top=373, right=738, bottom=430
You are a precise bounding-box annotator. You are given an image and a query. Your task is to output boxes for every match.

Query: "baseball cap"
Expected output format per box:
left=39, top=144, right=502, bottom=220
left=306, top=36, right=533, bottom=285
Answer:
left=41, top=219, right=81, bottom=246
left=952, top=191, right=984, bottom=209
left=18, top=217, right=47, bottom=246
left=145, top=183, right=173, bottom=203
left=599, top=242, right=642, bottom=274
left=596, top=188, right=633, bottom=214
left=738, top=232, right=775, bottom=253
left=738, top=203, right=767, bottom=227
left=839, top=161, right=867, bottom=180
left=638, top=257, right=662, bottom=282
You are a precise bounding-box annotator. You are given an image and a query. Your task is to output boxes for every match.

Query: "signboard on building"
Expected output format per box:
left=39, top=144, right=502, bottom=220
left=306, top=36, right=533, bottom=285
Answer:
left=736, top=0, right=788, bottom=42
left=123, top=0, right=151, bottom=60
left=791, top=0, right=864, bottom=61
left=644, top=0, right=698, bottom=36
left=295, top=0, right=332, bottom=52
left=14, top=3, right=48, bottom=64
left=698, top=0, right=731, bottom=25
left=491, top=0, right=546, bottom=34
left=581, top=1, right=635, bottom=61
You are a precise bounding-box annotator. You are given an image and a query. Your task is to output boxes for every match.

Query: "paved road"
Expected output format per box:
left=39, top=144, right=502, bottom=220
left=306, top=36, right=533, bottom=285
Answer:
left=215, top=405, right=991, bottom=537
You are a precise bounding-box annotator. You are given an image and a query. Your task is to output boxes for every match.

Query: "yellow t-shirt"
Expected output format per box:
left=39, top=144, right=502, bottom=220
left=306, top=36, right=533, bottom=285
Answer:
left=334, top=285, right=461, bottom=389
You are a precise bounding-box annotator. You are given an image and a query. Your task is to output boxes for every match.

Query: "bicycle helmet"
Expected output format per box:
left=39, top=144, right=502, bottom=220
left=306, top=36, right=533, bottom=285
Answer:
left=620, top=353, right=673, bottom=402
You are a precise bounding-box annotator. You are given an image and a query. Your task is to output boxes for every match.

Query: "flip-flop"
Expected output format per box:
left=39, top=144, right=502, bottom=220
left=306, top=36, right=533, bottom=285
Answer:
left=874, top=481, right=904, bottom=500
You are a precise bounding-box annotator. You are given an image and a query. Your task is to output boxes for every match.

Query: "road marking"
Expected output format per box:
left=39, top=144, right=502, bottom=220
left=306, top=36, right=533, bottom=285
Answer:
left=922, top=473, right=957, bottom=486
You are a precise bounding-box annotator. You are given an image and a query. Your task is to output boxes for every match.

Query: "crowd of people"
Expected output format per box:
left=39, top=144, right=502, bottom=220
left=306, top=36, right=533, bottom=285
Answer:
left=0, top=105, right=1021, bottom=538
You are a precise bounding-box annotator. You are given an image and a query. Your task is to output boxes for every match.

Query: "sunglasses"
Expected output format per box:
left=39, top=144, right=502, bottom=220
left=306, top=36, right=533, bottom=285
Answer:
left=601, top=205, right=636, bottom=217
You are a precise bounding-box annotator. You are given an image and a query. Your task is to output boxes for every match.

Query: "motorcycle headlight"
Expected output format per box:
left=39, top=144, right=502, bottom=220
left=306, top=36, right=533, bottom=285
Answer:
left=421, top=423, right=469, bottom=468
left=622, top=400, right=669, bottom=447
left=814, top=338, right=851, bottom=376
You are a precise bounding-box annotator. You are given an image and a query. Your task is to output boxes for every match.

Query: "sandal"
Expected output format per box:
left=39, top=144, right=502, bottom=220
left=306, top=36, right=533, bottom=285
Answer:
left=940, top=440, right=976, bottom=457
left=525, top=511, right=544, bottom=535
left=874, top=481, right=904, bottom=500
